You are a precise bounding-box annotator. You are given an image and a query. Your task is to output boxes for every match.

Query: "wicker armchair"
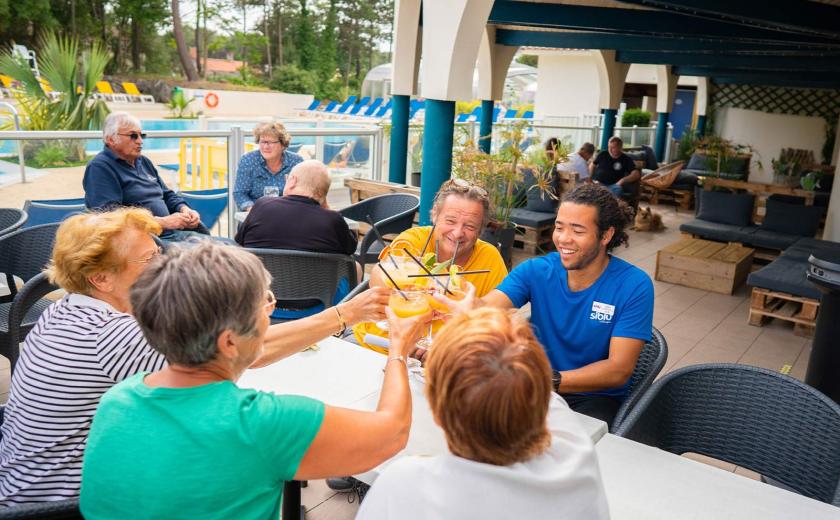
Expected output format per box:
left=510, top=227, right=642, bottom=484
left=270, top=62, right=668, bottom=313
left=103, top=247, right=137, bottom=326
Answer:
left=611, top=327, right=668, bottom=432
left=338, top=193, right=419, bottom=271
left=0, top=208, right=27, bottom=237
left=0, top=224, right=61, bottom=371
left=615, top=363, right=840, bottom=506
left=5, top=272, right=60, bottom=372
left=247, top=248, right=358, bottom=323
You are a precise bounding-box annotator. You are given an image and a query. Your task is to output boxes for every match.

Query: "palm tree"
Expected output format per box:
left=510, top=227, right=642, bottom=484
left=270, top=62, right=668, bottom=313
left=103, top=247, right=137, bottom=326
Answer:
left=0, top=32, right=110, bottom=161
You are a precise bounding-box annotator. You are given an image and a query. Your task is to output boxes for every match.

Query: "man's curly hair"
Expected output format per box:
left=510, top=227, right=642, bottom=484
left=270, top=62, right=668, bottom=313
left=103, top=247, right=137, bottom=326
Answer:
left=561, top=184, right=634, bottom=253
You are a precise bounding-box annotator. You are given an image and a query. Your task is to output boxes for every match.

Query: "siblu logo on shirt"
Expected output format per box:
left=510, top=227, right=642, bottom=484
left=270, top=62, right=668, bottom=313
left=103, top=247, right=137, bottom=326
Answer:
left=590, top=301, right=615, bottom=323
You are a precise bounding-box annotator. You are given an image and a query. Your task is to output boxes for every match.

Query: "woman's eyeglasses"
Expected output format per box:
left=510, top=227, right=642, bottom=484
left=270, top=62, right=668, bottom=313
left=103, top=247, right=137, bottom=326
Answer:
left=127, top=246, right=162, bottom=265
left=263, top=290, right=277, bottom=315
left=118, top=132, right=147, bottom=141
left=258, top=140, right=282, bottom=147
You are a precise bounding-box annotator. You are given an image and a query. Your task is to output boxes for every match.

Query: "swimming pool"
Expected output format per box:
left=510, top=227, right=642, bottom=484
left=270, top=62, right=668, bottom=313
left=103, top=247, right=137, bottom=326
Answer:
left=0, top=119, right=373, bottom=157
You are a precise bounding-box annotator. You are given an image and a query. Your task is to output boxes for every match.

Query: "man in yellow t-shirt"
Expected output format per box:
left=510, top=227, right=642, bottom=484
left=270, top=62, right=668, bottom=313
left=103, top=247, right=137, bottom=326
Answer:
left=353, top=179, right=508, bottom=353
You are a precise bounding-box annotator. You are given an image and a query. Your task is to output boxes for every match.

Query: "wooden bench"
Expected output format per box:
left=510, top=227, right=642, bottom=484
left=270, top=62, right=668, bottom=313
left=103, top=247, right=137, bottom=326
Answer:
left=344, top=178, right=420, bottom=203
left=700, top=177, right=816, bottom=225
left=656, top=238, right=754, bottom=294
left=748, top=287, right=818, bottom=337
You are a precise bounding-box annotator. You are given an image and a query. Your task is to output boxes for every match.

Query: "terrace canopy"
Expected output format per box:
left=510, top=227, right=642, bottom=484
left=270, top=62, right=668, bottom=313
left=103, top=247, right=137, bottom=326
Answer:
left=388, top=0, right=840, bottom=239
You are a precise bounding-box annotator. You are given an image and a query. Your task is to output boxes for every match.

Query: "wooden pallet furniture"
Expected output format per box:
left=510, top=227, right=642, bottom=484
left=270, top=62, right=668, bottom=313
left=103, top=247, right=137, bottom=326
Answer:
left=640, top=184, right=694, bottom=210
left=700, top=177, right=816, bottom=225
left=656, top=238, right=754, bottom=294
left=509, top=171, right=579, bottom=255
left=748, top=287, right=818, bottom=337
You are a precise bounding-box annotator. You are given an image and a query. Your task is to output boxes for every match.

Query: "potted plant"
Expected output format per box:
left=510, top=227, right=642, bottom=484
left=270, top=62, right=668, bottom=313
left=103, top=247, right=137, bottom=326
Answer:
left=771, top=148, right=814, bottom=188
left=451, top=121, right=565, bottom=267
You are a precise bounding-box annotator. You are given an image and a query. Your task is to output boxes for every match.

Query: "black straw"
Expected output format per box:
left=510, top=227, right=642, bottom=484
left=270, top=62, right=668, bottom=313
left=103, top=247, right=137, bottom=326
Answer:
left=377, top=263, right=408, bottom=299
left=420, top=223, right=436, bottom=255
left=444, top=240, right=461, bottom=293
left=402, top=247, right=453, bottom=295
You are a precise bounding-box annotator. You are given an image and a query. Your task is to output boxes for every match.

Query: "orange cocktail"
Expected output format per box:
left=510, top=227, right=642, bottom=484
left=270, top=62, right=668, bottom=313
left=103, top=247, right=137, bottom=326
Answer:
left=382, top=255, right=429, bottom=291
left=388, top=290, right=431, bottom=318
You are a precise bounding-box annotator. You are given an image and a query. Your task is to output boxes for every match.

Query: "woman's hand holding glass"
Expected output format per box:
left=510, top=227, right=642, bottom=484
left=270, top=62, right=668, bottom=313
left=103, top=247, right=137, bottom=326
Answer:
left=432, top=281, right=477, bottom=317
left=385, top=305, right=432, bottom=358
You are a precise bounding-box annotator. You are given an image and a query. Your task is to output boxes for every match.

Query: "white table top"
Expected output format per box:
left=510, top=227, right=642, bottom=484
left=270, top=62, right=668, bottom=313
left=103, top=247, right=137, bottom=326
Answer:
left=596, top=433, right=840, bottom=519
left=237, top=336, right=608, bottom=483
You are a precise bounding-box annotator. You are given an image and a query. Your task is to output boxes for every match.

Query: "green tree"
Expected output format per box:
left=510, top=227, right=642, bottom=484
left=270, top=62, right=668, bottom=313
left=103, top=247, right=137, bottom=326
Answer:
left=317, top=0, right=338, bottom=81
left=296, top=0, right=316, bottom=68
left=269, top=63, right=318, bottom=94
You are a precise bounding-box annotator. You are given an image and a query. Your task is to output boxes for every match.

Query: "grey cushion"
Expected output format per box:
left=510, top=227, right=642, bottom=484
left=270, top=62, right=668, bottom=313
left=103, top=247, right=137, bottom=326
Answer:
left=679, top=219, right=755, bottom=243
left=747, top=255, right=819, bottom=300
left=785, top=237, right=840, bottom=261
left=696, top=190, right=755, bottom=227
left=674, top=170, right=699, bottom=186
left=761, top=198, right=822, bottom=237
left=686, top=153, right=709, bottom=171
left=743, top=228, right=802, bottom=250
left=510, top=208, right=556, bottom=228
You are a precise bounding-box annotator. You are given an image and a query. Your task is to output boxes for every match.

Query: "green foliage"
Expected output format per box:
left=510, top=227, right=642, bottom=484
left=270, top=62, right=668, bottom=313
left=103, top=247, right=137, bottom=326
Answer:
left=675, top=130, right=698, bottom=162
left=456, top=100, right=481, bottom=116
left=166, top=89, right=198, bottom=118
left=33, top=142, right=69, bottom=167
left=0, top=31, right=110, bottom=161
left=516, top=54, right=538, bottom=67
left=269, top=64, right=319, bottom=94
left=621, top=108, right=652, bottom=127
left=295, top=0, right=317, bottom=68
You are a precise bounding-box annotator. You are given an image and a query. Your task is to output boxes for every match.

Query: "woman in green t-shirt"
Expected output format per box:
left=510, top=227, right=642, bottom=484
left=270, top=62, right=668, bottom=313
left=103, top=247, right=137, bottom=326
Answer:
left=80, top=241, right=429, bottom=519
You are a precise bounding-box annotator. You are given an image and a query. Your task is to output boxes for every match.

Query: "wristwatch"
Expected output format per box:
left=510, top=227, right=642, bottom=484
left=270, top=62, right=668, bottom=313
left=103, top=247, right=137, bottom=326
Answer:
left=552, top=370, right=562, bottom=391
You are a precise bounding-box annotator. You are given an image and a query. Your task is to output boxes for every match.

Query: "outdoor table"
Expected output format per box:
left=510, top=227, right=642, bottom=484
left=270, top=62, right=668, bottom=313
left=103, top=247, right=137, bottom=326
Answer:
left=596, top=433, right=840, bottom=519
left=237, top=336, right=608, bottom=517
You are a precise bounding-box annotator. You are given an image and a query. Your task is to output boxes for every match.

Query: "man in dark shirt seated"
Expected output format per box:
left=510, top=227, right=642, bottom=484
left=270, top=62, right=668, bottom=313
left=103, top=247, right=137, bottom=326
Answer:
left=83, top=112, right=207, bottom=241
left=236, top=160, right=360, bottom=318
left=589, top=136, right=641, bottom=197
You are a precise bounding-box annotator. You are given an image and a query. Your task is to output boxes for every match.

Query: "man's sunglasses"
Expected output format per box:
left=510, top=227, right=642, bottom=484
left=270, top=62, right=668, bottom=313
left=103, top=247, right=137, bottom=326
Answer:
left=118, top=132, right=147, bottom=140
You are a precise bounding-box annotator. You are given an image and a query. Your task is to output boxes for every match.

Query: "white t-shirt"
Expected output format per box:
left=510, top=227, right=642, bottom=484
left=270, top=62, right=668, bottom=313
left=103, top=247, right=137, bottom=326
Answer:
left=561, top=152, right=591, bottom=182
left=356, top=396, right=610, bottom=520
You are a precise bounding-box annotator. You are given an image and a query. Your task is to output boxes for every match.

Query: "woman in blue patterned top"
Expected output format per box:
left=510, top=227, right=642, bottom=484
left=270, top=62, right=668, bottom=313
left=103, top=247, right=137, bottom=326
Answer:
left=233, top=121, right=304, bottom=211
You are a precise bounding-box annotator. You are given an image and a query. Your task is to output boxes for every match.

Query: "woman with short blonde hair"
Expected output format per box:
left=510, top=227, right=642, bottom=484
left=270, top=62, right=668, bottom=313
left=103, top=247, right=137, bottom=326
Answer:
left=0, top=208, right=167, bottom=505
left=358, top=308, right=610, bottom=520
left=233, top=120, right=304, bottom=211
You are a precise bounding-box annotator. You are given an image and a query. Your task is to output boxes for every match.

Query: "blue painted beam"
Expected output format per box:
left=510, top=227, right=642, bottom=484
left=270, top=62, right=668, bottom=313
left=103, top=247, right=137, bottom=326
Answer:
left=495, top=29, right=840, bottom=53
left=478, top=100, right=494, bottom=154
left=654, top=113, right=669, bottom=160
left=488, top=1, right=840, bottom=46
left=419, top=99, right=456, bottom=226
left=615, top=0, right=840, bottom=40
left=388, top=95, right=410, bottom=184
left=712, top=77, right=840, bottom=89
left=600, top=109, right=617, bottom=151
left=673, top=67, right=840, bottom=82
left=616, top=51, right=840, bottom=71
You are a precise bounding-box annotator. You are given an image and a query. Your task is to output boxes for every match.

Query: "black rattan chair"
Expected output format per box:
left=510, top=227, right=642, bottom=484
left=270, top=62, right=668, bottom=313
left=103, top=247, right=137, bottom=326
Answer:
left=611, top=327, right=668, bottom=432
left=0, top=209, right=27, bottom=237
left=0, top=223, right=60, bottom=372
left=338, top=193, right=419, bottom=272
left=247, top=248, right=358, bottom=323
left=5, top=272, right=60, bottom=372
left=615, top=363, right=840, bottom=506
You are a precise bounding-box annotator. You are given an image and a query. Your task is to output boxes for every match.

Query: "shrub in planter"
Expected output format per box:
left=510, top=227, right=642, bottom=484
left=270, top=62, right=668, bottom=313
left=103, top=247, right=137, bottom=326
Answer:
left=621, top=108, right=652, bottom=128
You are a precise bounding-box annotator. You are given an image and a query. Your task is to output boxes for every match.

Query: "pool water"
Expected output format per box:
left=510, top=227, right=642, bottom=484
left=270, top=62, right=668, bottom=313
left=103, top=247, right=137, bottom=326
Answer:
left=0, top=119, right=372, bottom=162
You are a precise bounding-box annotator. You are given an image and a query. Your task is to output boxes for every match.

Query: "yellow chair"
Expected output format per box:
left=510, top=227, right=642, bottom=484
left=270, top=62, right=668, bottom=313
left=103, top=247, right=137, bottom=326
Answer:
left=177, top=139, right=256, bottom=190
left=95, top=81, right=128, bottom=103
left=38, top=78, right=63, bottom=101
left=0, top=74, right=14, bottom=98
left=121, top=82, right=155, bottom=103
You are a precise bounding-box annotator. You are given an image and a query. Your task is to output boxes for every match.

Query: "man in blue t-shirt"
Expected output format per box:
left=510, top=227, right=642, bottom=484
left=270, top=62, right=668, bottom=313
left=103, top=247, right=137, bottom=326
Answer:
left=455, top=183, right=653, bottom=427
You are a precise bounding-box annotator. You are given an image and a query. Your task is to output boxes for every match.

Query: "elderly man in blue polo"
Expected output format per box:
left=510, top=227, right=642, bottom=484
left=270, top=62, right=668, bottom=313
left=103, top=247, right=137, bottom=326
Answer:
left=83, top=112, right=207, bottom=241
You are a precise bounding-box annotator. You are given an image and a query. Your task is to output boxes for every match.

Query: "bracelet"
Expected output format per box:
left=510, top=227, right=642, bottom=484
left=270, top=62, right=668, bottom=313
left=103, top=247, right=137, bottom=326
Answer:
left=387, top=355, right=406, bottom=365
left=333, top=305, right=347, bottom=337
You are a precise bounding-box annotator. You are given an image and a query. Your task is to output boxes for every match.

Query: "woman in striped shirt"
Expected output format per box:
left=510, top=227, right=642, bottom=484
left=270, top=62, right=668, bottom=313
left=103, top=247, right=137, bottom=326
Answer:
left=0, top=208, right=167, bottom=505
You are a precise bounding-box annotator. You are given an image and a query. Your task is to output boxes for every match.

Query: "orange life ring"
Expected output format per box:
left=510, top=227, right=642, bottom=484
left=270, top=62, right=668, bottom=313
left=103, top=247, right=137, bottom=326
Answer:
left=205, top=92, right=219, bottom=108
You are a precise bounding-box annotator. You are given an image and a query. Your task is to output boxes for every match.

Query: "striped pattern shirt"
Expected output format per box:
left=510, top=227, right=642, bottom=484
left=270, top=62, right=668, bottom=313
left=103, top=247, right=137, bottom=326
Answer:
left=0, top=294, right=166, bottom=505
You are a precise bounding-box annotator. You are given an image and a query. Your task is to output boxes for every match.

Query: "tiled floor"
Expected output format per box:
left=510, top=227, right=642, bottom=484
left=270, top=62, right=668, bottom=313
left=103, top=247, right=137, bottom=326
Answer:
left=0, top=181, right=818, bottom=518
